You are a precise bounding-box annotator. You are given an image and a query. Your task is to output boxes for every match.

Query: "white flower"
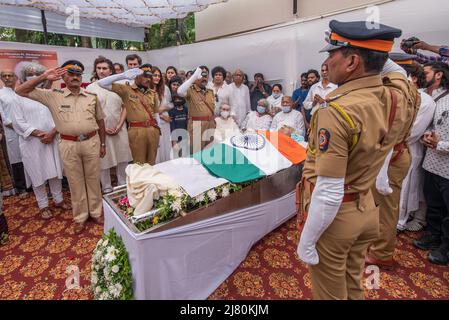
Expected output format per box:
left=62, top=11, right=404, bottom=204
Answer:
left=207, top=189, right=217, bottom=202
left=111, top=265, right=120, bottom=273
left=105, top=246, right=117, bottom=262
left=169, top=189, right=183, bottom=199
left=91, top=272, right=98, bottom=285
left=221, top=186, right=230, bottom=198
left=97, top=239, right=103, bottom=247
left=95, top=286, right=102, bottom=294
left=95, top=264, right=100, bottom=271
left=114, top=283, right=123, bottom=297
left=195, top=193, right=205, bottom=203
left=102, top=239, right=109, bottom=247
left=170, top=199, right=182, bottom=213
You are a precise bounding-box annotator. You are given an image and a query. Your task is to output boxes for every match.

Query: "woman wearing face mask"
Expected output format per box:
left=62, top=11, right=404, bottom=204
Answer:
left=267, top=83, right=284, bottom=113
left=213, top=104, right=241, bottom=144
left=241, top=99, right=273, bottom=132
left=151, top=66, right=174, bottom=163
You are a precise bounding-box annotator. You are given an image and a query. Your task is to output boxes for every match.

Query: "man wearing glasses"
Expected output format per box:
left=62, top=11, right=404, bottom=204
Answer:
left=414, top=61, right=449, bottom=265
left=177, top=66, right=216, bottom=153
left=97, top=63, right=161, bottom=165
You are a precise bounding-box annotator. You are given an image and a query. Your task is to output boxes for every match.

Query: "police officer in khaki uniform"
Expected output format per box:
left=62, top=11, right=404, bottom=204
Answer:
left=97, top=64, right=160, bottom=164
left=296, top=20, right=417, bottom=300
left=366, top=53, right=421, bottom=270
left=177, top=66, right=216, bottom=154
left=16, top=61, right=106, bottom=234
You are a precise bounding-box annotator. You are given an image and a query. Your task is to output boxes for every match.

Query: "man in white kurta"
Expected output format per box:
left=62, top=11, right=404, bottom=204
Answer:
left=208, top=67, right=232, bottom=115
left=0, top=71, right=27, bottom=196
left=12, top=61, right=69, bottom=218
left=229, top=69, right=251, bottom=128
left=270, top=96, right=305, bottom=137
left=303, top=64, right=338, bottom=117
left=397, top=90, right=436, bottom=231
left=87, top=57, right=132, bottom=194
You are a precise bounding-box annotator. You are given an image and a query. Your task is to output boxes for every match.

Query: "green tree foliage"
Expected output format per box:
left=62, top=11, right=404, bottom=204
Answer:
left=0, top=13, right=195, bottom=50
left=146, top=13, right=196, bottom=50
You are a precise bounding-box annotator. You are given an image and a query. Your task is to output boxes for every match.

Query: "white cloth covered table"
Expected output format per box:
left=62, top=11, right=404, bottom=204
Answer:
left=103, top=191, right=296, bottom=300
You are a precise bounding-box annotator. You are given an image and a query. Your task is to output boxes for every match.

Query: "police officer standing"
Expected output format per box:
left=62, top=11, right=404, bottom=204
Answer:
left=16, top=60, right=106, bottom=234
left=296, top=20, right=417, bottom=299
left=177, top=66, right=216, bottom=154
left=97, top=64, right=160, bottom=164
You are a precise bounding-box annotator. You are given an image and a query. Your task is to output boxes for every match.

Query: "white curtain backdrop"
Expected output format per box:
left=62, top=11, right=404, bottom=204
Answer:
left=0, top=0, right=447, bottom=93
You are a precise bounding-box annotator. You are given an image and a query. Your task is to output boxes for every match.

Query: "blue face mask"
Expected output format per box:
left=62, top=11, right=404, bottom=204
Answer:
left=257, top=106, right=266, bottom=114
left=273, top=93, right=281, bottom=99
left=282, top=106, right=291, bottom=113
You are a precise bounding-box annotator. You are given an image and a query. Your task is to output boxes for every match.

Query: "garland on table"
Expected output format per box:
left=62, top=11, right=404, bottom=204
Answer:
left=116, top=182, right=252, bottom=232
left=91, top=228, right=133, bottom=300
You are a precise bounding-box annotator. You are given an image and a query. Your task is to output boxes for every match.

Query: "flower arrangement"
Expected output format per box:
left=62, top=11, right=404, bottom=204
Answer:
left=114, top=182, right=248, bottom=233
left=91, top=228, right=133, bottom=300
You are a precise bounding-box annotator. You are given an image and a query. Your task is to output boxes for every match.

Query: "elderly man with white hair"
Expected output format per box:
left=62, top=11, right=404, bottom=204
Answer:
left=12, top=61, right=69, bottom=219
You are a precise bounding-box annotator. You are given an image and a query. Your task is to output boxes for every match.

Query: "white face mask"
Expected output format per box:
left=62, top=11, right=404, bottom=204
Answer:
left=221, top=111, right=230, bottom=119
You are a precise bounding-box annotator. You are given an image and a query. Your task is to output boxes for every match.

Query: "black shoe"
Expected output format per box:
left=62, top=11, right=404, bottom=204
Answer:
left=413, top=233, right=441, bottom=250
left=428, top=246, right=449, bottom=265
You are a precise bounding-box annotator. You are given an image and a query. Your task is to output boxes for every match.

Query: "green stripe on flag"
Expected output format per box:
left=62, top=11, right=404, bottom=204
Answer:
left=193, top=143, right=265, bottom=183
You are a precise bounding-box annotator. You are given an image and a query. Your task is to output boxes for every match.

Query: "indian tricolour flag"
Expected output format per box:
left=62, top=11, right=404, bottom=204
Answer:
left=193, top=131, right=306, bottom=183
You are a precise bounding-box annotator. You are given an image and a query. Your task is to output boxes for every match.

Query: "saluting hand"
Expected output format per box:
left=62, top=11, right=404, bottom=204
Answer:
left=123, top=68, right=143, bottom=80
left=44, top=67, right=67, bottom=81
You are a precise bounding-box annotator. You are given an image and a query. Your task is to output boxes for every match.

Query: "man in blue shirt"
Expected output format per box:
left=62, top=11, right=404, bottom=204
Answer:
left=292, top=72, right=310, bottom=114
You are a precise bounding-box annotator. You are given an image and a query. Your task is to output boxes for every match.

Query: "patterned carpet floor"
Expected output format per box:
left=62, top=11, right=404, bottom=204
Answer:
left=0, top=192, right=448, bottom=300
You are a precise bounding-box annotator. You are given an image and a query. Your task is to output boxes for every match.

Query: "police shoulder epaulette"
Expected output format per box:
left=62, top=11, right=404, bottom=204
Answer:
left=84, top=90, right=97, bottom=96
left=52, top=88, right=64, bottom=93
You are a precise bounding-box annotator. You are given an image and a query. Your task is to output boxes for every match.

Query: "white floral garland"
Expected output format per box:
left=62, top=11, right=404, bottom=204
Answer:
left=91, top=229, right=133, bottom=300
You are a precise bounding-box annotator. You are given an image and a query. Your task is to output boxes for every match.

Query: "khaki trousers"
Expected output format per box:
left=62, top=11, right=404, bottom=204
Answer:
left=370, top=149, right=411, bottom=260
left=128, top=127, right=160, bottom=165
left=188, top=120, right=216, bottom=154
left=309, top=190, right=379, bottom=300
left=58, top=134, right=102, bottom=224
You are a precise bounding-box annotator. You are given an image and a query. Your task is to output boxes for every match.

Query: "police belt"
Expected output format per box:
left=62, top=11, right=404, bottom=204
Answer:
left=60, top=131, right=97, bottom=142
left=190, top=116, right=215, bottom=121
left=129, top=119, right=159, bottom=129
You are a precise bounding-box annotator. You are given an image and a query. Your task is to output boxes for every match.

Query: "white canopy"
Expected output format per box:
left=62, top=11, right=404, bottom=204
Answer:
left=0, top=0, right=228, bottom=27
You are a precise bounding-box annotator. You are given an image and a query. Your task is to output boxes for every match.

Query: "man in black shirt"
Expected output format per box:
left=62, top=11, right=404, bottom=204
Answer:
left=249, top=73, right=272, bottom=111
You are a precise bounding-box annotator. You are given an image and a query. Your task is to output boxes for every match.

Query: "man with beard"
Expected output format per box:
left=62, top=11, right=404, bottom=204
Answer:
left=177, top=66, right=216, bottom=153
left=97, top=64, right=161, bottom=165
left=15, top=60, right=106, bottom=233
left=413, top=61, right=449, bottom=265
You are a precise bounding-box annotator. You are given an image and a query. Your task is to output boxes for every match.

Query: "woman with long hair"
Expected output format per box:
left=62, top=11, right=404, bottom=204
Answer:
left=151, top=66, right=173, bottom=163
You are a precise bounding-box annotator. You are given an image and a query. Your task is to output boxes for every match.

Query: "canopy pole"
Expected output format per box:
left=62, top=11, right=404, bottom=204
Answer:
left=40, top=10, right=48, bottom=44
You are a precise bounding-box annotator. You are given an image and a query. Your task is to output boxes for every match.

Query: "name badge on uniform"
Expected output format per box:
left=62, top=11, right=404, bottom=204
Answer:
left=61, top=105, right=71, bottom=109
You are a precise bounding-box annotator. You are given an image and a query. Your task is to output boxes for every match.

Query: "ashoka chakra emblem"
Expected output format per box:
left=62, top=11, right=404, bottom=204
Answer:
left=230, top=133, right=266, bottom=150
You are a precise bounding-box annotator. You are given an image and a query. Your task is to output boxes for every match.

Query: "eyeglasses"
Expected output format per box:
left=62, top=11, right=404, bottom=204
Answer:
left=215, top=94, right=219, bottom=103
left=437, top=110, right=448, bottom=126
